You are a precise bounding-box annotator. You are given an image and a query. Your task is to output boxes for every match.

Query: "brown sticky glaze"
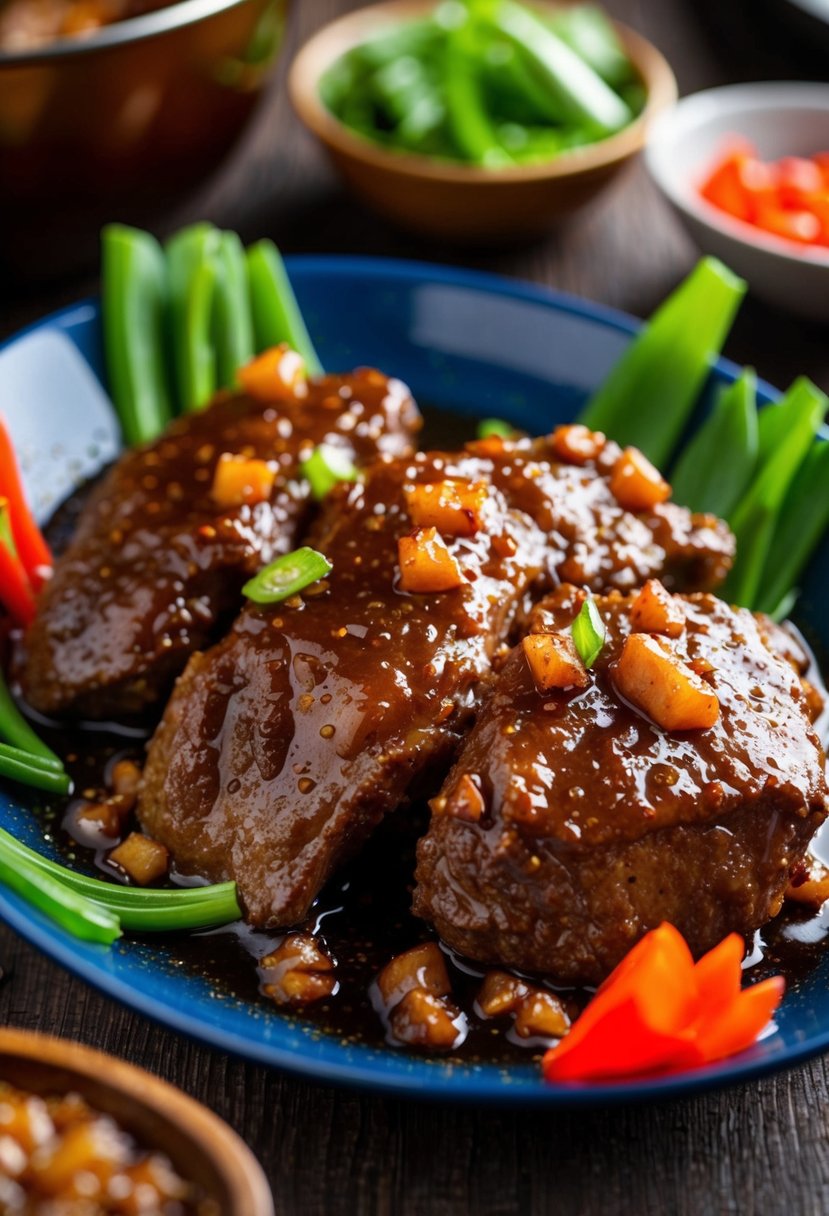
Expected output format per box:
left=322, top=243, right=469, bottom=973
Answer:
left=138, top=433, right=733, bottom=930
left=415, top=585, right=829, bottom=986
left=17, top=370, right=419, bottom=720
left=139, top=447, right=547, bottom=927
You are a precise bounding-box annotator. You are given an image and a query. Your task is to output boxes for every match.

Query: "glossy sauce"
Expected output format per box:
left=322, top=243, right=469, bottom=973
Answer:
left=17, top=406, right=829, bottom=1067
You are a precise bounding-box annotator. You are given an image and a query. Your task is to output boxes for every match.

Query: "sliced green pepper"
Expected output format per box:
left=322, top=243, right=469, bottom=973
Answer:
left=579, top=258, right=747, bottom=468
left=669, top=369, right=758, bottom=518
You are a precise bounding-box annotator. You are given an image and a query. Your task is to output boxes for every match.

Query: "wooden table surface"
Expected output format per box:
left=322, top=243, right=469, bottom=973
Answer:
left=2, top=2, right=829, bottom=1213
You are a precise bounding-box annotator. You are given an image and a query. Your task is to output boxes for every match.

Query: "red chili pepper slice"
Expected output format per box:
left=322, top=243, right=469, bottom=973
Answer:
left=0, top=539, right=35, bottom=627
left=0, top=416, right=52, bottom=591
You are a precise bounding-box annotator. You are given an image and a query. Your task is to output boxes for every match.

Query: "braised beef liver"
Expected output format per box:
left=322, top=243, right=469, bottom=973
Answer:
left=414, top=586, right=829, bottom=985
left=18, top=371, right=419, bottom=719
left=138, top=434, right=734, bottom=928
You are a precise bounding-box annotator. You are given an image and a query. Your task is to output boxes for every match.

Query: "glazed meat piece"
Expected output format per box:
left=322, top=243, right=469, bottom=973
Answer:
left=18, top=366, right=419, bottom=718
left=414, top=584, right=829, bottom=985
left=139, top=430, right=734, bottom=928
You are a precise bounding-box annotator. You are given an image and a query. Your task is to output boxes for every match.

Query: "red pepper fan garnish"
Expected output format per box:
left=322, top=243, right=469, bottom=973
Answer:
left=542, top=923, right=784, bottom=1083
left=0, top=415, right=53, bottom=626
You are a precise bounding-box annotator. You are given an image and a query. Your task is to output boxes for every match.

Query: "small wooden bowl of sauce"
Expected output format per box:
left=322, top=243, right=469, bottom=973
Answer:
left=0, top=1028, right=273, bottom=1215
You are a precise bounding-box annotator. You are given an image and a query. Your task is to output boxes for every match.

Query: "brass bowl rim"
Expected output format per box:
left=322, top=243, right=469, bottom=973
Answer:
left=289, top=0, right=678, bottom=186
left=0, top=0, right=258, bottom=66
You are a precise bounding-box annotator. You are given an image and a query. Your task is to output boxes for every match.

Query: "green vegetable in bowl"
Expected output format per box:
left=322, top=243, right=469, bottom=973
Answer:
left=318, top=0, right=643, bottom=167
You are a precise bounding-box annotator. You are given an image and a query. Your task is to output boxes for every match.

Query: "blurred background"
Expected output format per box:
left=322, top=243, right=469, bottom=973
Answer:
left=1, top=0, right=828, bottom=391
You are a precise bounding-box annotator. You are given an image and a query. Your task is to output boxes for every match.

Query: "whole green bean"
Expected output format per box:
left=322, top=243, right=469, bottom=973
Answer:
left=491, top=0, right=631, bottom=134
left=549, top=4, right=634, bottom=89
left=578, top=258, right=746, bottom=467
left=0, top=669, right=62, bottom=767
left=246, top=240, right=323, bottom=375
left=0, top=849, right=120, bottom=944
left=443, top=27, right=509, bottom=165
left=166, top=223, right=221, bottom=412
left=0, top=743, right=71, bottom=793
left=101, top=225, right=172, bottom=446
left=669, top=369, right=758, bottom=517
left=212, top=230, right=255, bottom=390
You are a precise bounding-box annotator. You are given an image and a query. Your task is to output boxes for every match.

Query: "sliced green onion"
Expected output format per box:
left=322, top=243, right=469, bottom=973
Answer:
left=491, top=0, right=632, bottom=135
left=721, top=378, right=826, bottom=608
left=0, top=670, right=63, bottom=768
left=243, top=547, right=332, bottom=605
left=212, top=230, right=255, bottom=390
left=300, top=444, right=359, bottom=501
left=444, top=25, right=510, bottom=166
left=0, top=827, right=242, bottom=938
left=246, top=240, right=323, bottom=376
left=549, top=4, right=634, bottom=89
left=477, top=417, right=514, bottom=439
left=0, top=743, right=71, bottom=794
left=101, top=224, right=173, bottom=446
left=755, top=439, right=829, bottom=617
left=166, top=223, right=221, bottom=412
left=571, top=596, right=606, bottom=668
left=669, top=369, right=758, bottom=518
left=579, top=258, right=747, bottom=467
left=0, top=849, right=120, bottom=944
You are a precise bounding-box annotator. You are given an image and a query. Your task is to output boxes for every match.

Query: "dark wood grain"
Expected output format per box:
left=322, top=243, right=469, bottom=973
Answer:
left=2, top=2, right=829, bottom=1212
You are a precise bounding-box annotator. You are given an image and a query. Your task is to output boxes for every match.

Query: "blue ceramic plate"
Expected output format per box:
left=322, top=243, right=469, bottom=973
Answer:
left=1, top=256, right=827, bottom=1106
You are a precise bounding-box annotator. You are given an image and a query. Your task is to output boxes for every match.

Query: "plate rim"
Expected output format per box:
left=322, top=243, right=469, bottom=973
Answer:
left=1, top=254, right=811, bottom=1108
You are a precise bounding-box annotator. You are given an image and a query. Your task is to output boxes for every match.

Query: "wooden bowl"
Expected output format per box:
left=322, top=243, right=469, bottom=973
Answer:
left=0, top=1028, right=274, bottom=1215
left=0, top=0, right=291, bottom=280
left=289, top=0, right=677, bottom=244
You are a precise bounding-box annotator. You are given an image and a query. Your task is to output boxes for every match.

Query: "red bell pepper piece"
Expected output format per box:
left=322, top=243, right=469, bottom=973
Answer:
left=0, top=415, right=52, bottom=591
left=542, top=924, right=784, bottom=1084
left=0, top=536, right=35, bottom=627
left=776, top=156, right=823, bottom=208
left=699, top=141, right=756, bottom=222
left=754, top=203, right=821, bottom=245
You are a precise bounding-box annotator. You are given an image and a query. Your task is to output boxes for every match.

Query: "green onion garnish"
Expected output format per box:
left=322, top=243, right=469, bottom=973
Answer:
left=0, top=670, right=63, bottom=769
left=571, top=596, right=606, bottom=668
left=300, top=444, right=359, bottom=501
left=243, top=547, right=332, bottom=605
left=0, top=825, right=242, bottom=942
left=477, top=418, right=514, bottom=439
left=0, top=743, right=71, bottom=794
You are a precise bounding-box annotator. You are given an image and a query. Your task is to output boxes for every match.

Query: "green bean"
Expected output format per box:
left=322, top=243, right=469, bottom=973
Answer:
left=578, top=258, right=747, bottom=467
left=246, top=240, right=323, bottom=375
left=0, top=849, right=120, bottom=944
left=490, top=0, right=631, bottom=135
left=212, top=231, right=255, bottom=390
left=549, top=4, right=634, bottom=89
left=443, top=27, right=509, bottom=165
left=755, top=439, right=829, bottom=617
left=0, top=827, right=242, bottom=932
left=0, top=743, right=71, bottom=794
left=0, top=669, right=62, bottom=768
left=166, top=223, right=221, bottom=411
left=101, top=225, right=172, bottom=446
left=721, top=378, right=826, bottom=608
left=669, top=369, right=758, bottom=517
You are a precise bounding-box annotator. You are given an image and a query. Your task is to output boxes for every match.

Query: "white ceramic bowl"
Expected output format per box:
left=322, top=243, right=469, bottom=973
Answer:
left=645, top=82, right=829, bottom=322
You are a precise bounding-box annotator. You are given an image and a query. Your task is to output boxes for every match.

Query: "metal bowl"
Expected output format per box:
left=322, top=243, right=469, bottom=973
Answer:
left=0, top=0, right=290, bottom=278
